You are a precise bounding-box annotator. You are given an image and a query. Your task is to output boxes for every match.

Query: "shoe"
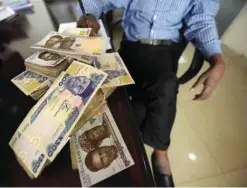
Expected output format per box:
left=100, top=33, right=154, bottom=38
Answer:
left=151, top=153, right=175, bottom=187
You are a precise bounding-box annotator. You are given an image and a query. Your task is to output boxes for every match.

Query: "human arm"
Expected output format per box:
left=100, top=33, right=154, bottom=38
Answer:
left=184, top=0, right=225, bottom=100
left=76, top=0, right=126, bottom=35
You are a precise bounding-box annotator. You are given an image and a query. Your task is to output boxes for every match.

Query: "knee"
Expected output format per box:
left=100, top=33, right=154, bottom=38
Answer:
left=162, top=75, right=178, bottom=92
left=145, top=75, right=178, bottom=106
left=154, top=75, right=179, bottom=97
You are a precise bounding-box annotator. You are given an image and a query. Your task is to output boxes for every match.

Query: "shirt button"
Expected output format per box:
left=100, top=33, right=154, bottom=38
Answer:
left=153, top=15, right=157, bottom=20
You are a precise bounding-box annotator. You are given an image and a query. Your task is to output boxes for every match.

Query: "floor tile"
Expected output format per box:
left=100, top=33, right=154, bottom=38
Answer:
left=144, top=108, right=222, bottom=184
left=177, top=62, right=209, bottom=102
left=179, top=89, right=247, bottom=173
left=226, top=168, right=247, bottom=186
left=144, top=144, right=153, bottom=171
left=222, top=44, right=246, bottom=64
left=177, top=174, right=231, bottom=187
left=178, top=43, right=195, bottom=66
left=178, top=168, right=247, bottom=187
left=217, top=56, right=247, bottom=94
left=168, top=109, right=222, bottom=184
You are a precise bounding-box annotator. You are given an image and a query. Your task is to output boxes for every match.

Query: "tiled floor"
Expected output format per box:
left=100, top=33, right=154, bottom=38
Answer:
left=113, top=26, right=247, bottom=186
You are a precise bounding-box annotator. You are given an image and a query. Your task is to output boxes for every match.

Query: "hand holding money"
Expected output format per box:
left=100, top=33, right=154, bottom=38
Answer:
left=77, top=14, right=100, bottom=36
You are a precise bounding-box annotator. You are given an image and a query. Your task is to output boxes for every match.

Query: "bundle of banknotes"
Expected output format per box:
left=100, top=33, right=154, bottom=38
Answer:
left=11, top=70, right=54, bottom=100
left=9, top=24, right=135, bottom=185
left=10, top=61, right=108, bottom=178
left=24, top=51, right=71, bottom=78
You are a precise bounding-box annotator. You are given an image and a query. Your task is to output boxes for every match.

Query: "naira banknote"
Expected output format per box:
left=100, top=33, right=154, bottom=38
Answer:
left=68, top=54, right=96, bottom=65
left=61, top=28, right=92, bottom=37
left=71, top=89, right=106, bottom=135
left=102, top=87, right=116, bottom=99
left=9, top=130, right=47, bottom=178
left=30, top=81, right=53, bottom=100
left=11, top=70, right=51, bottom=96
left=25, top=51, right=67, bottom=67
left=71, top=105, right=134, bottom=187
left=18, top=61, right=108, bottom=162
left=31, top=31, right=109, bottom=56
left=93, top=52, right=135, bottom=88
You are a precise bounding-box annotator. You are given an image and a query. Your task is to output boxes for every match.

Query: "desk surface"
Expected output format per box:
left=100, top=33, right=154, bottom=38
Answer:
left=1, top=0, right=154, bottom=187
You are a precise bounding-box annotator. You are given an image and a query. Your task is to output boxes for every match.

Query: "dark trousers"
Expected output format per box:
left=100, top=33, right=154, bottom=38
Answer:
left=119, top=40, right=184, bottom=151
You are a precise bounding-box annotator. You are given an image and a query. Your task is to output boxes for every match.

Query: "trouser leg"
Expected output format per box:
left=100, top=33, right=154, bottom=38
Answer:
left=141, top=75, right=178, bottom=150
left=119, top=40, right=182, bottom=150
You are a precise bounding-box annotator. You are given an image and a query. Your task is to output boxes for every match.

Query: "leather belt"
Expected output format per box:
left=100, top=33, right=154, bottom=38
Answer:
left=139, top=39, right=174, bottom=46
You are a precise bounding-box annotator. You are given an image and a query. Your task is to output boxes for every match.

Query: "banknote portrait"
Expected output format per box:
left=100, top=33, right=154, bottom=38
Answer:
left=25, top=51, right=67, bottom=67
left=93, top=53, right=135, bottom=88
left=85, top=145, right=119, bottom=172
left=78, top=118, right=110, bottom=152
left=38, top=51, right=62, bottom=61
left=104, top=69, right=127, bottom=79
left=104, top=69, right=127, bottom=84
left=45, top=35, right=76, bottom=50
left=71, top=105, right=134, bottom=186
left=65, top=76, right=95, bottom=101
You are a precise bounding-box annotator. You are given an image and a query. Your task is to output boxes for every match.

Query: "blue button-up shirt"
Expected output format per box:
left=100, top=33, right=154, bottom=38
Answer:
left=77, top=0, right=221, bottom=58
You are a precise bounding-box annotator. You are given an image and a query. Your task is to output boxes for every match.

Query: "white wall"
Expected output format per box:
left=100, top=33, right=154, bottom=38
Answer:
left=222, top=2, right=247, bottom=58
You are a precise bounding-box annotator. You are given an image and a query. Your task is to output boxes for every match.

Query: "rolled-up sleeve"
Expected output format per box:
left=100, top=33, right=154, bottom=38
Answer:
left=184, top=0, right=222, bottom=59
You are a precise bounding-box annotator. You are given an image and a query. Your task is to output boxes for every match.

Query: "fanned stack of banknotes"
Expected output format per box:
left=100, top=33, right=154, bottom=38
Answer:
left=9, top=24, right=135, bottom=186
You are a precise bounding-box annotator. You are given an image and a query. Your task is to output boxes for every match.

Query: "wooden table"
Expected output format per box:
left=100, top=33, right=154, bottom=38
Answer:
left=0, top=0, right=154, bottom=186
